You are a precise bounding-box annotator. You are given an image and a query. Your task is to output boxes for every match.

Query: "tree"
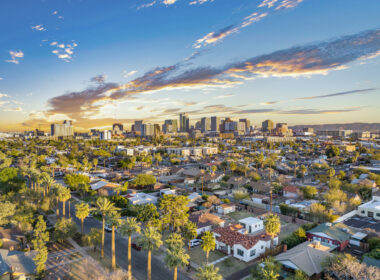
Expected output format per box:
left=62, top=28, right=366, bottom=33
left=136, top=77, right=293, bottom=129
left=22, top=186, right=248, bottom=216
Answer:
left=327, top=168, right=335, bottom=184
left=165, top=246, right=189, bottom=280
left=326, top=145, right=340, bottom=158
left=32, top=216, right=49, bottom=276
left=53, top=218, right=77, bottom=243
left=133, top=173, right=156, bottom=187
left=119, top=217, right=141, bottom=280
left=137, top=204, right=159, bottom=223
left=138, top=227, right=163, bottom=280
left=0, top=201, right=16, bottom=225
left=75, top=202, right=90, bottom=234
left=96, top=197, right=119, bottom=258
left=166, top=233, right=184, bottom=250
left=107, top=211, right=122, bottom=269
left=93, top=158, right=98, bottom=171
left=255, top=257, right=281, bottom=280
left=41, top=174, right=55, bottom=196
left=159, top=195, right=189, bottom=232
left=229, top=162, right=237, bottom=172
left=211, top=165, right=217, bottom=175
left=58, top=186, right=71, bottom=218
left=264, top=214, right=281, bottom=248
left=182, top=222, right=197, bottom=250
left=154, top=153, right=162, bottom=167
left=299, top=165, right=307, bottom=183
left=325, top=189, right=347, bottom=205
left=196, top=264, right=222, bottom=280
left=83, top=228, right=102, bottom=252
left=201, top=231, right=215, bottom=263
left=300, top=186, right=317, bottom=199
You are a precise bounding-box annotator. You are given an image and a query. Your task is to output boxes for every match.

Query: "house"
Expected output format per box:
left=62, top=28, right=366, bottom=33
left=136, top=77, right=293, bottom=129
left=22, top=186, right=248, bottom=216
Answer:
left=160, top=188, right=176, bottom=196
left=90, top=180, right=121, bottom=196
left=358, top=194, right=380, bottom=220
left=226, top=177, right=250, bottom=189
left=239, top=217, right=264, bottom=234
left=0, top=227, right=26, bottom=250
left=127, top=192, right=158, bottom=205
left=275, top=241, right=333, bottom=277
left=189, top=212, right=225, bottom=235
left=306, top=222, right=356, bottom=251
left=0, top=249, right=37, bottom=280
left=216, top=203, right=236, bottom=215
left=283, top=186, right=300, bottom=198
left=213, top=225, right=276, bottom=262
left=203, top=173, right=224, bottom=183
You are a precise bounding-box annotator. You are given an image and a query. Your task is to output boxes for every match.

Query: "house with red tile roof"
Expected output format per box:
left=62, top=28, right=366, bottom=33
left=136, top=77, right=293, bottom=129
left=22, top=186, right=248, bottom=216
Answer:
left=213, top=224, right=278, bottom=262
left=189, top=212, right=225, bottom=235
left=283, top=185, right=300, bottom=198
left=216, top=203, right=236, bottom=215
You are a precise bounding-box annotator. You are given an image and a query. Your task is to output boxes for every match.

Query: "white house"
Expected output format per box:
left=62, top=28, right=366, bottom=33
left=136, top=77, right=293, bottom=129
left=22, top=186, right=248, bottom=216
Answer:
left=213, top=225, right=277, bottom=262
left=216, top=203, right=236, bottom=215
left=239, top=217, right=264, bottom=234
left=127, top=192, right=158, bottom=205
left=357, top=194, right=380, bottom=220
left=189, top=212, right=225, bottom=235
left=160, top=188, right=176, bottom=196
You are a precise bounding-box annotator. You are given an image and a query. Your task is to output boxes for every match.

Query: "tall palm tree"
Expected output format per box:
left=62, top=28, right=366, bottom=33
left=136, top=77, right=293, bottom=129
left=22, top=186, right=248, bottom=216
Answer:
left=201, top=231, right=215, bottom=264
left=51, top=184, right=61, bottom=217
left=264, top=214, right=281, bottom=249
left=196, top=264, right=222, bottom=280
left=96, top=197, right=119, bottom=258
left=119, top=217, right=141, bottom=280
left=138, top=227, right=163, bottom=280
left=165, top=233, right=183, bottom=250
left=42, top=173, right=55, bottom=196
left=182, top=222, right=197, bottom=250
left=328, top=167, right=335, bottom=184
left=75, top=202, right=90, bottom=235
left=299, top=165, right=307, bottom=183
left=165, top=246, right=189, bottom=280
left=58, top=186, right=71, bottom=218
left=107, top=211, right=122, bottom=269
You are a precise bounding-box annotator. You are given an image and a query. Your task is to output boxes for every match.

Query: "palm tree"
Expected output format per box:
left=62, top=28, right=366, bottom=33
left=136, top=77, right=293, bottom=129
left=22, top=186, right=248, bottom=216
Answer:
left=183, top=222, right=197, bottom=250
left=201, top=231, right=215, bottom=264
left=165, top=233, right=183, bottom=250
left=264, top=214, right=281, bottom=249
left=58, top=186, right=71, bottom=218
left=75, top=202, right=90, bottom=235
left=328, top=167, right=335, bottom=184
left=51, top=184, right=61, bottom=217
left=165, top=246, right=189, bottom=280
left=93, top=158, right=98, bottom=171
left=42, top=174, right=55, bottom=196
left=196, top=264, right=222, bottom=280
left=119, top=217, right=141, bottom=280
left=138, top=227, right=163, bottom=280
left=96, top=197, right=119, bottom=258
left=107, top=211, right=122, bottom=269
left=299, top=165, right=307, bottom=183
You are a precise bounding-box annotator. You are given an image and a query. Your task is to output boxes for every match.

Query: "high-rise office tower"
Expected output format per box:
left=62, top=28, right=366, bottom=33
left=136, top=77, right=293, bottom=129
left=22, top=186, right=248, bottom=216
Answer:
left=134, top=120, right=143, bottom=135
left=51, top=120, right=74, bottom=137
left=262, top=119, right=274, bottom=132
left=201, top=117, right=211, bottom=132
left=141, top=123, right=154, bottom=137
left=163, top=119, right=178, bottom=133
left=179, top=113, right=189, bottom=132
left=211, top=116, right=220, bottom=132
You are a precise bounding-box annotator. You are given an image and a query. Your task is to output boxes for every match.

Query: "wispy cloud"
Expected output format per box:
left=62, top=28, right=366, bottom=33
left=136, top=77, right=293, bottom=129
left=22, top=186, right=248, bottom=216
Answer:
left=40, top=28, right=380, bottom=123
left=0, top=93, right=9, bottom=98
left=214, top=94, right=235, bottom=99
left=233, top=107, right=360, bottom=115
left=258, top=0, right=278, bottom=8
left=91, top=74, right=107, bottom=84
left=261, top=101, right=280, bottom=105
left=31, top=24, right=46, bottom=31
left=258, top=0, right=304, bottom=10
left=52, top=10, right=64, bottom=19
left=163, top=0, right=177, bottom=5
left=189, top=0, right=214, bottom=5
left=137, top=0, right=156, bottom=9
left=5, top=50, right=24, bottom=64
left=123, top=70, right=138, bottom=77
left=194, top=12, right=268, bottom=48
left=50, top=41, right=78, bottom=62
left=4, top=107, right=23, bottom=112
left=296, top=88, right=377, bottom=100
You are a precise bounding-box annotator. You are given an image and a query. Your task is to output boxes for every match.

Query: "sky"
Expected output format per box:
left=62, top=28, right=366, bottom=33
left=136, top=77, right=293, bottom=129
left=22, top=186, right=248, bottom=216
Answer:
left=0, top=0, right=379, bottom=132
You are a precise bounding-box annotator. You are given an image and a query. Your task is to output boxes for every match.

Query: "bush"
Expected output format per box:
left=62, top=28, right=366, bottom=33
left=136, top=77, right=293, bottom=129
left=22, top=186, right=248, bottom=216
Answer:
left=369, top=237, right=380, bottom=250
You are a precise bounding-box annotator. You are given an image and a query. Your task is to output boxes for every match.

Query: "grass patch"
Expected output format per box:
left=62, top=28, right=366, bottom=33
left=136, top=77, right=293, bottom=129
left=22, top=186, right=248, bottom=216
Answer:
left=278, top=222, right=300, bottom=242
left=215, top=257, right=249, bottom=277
left=227, top=211, right=256, bottom=221
left=86, top=248, right=118, bottom=271
left=188, top=246, right=225, bottom=266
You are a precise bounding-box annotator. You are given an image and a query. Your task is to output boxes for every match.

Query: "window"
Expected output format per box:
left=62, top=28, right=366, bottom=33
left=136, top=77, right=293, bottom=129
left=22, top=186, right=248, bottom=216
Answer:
left=361, top=210, right=365, bottom=214
left=237, top=249, right=244, bottom=257
left=250, top=249, right=256, bottom=257
left=261, top=246, right=264, bottom=249
left=376, top=213, right=380, bottom=217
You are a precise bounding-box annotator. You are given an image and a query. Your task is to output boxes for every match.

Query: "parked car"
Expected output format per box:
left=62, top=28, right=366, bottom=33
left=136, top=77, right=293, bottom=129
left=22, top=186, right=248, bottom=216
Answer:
left=105, top=224, right=112, bottom=232
left=132, top=243, right=142, bottom=251
left=190, top=239, right=202, bottom=247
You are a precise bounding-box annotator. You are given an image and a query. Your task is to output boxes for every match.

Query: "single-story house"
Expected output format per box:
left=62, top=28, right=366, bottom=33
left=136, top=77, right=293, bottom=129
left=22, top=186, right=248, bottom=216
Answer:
left=189, top=212, right=225, bottom=235
left=213, top=225, right=276, bottom=262
left=283, top=186, right=300, bottom=198
left=0, top=249, right=37, bottom=280
left=239, top=217, right=263, bottom=234
left=358, top=194, right=380, bottom=220
left=306, top=222, right=356, bottom=251
left=216, top=203, right=236, bottom=215
left=127, top=192, right=158, bottom=205
left=0, top=227, right=26, bottom=250
left=275, top=241, right=333, bottom=277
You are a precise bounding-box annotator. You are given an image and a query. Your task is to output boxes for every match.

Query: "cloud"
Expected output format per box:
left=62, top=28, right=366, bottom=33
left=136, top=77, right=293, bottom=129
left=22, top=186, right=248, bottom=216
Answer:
left=50, top=41, right=78, bottom=62
left=52, top=10, right=64, bottom=19
left=258, top=0, right=278, bottom=8
left=261, top=101, right=280, bottom=105
left=275, top=0, right=304, bottom=10
left=163, top=0, right=177, bottom=5
left=123, top=70, right=138, bottom=77
left=137, top=1, right=156, bottom=9
left=31, top=24, right=46, bottom=31
left=296, top=88, right=377, bottom=100
left=4, top=107, right=22, bottom=112
left=0, top=77, right=2, bottom=81
left=233, top=107, right=360, bottom=115
left=214, top=93, right=235, bottom=99
left=5, top=50, right=24, bottom=64
left=136, top=106, right=145, bottom=110
left=194, top=12, right=268, bottom=48
left=189, top=0, right=214, bottom=5
left=0, top=93, right=9, bottom=98
left=41, top=28, right=380, bottom=123
left=91, top=74, right=107, bottom=84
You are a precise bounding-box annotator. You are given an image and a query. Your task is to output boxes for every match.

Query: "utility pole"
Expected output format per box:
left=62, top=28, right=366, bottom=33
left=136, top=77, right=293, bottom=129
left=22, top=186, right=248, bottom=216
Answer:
left=270, top=186, right=273, bottom=213
left=201, top=176, right=204, bottom=195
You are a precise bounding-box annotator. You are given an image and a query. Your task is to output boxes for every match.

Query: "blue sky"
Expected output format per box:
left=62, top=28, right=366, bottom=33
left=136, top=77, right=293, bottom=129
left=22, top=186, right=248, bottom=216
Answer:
left=0, top=0, right=379, bottom=131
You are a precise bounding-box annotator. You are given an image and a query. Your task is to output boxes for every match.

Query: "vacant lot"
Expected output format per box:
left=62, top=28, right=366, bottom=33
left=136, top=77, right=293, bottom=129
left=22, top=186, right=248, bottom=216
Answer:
left=279, top=221, right=300, bottom=242
left=226, top=210, right=256, bottom=222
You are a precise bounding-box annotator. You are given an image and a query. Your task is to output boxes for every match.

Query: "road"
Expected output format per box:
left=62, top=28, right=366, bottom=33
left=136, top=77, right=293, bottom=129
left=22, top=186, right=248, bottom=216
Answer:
left=60, top=199, right=192, bottom=280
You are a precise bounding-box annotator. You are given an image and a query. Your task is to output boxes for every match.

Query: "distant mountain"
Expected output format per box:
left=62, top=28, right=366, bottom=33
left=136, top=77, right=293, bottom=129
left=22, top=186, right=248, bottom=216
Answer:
left=290, top=123, right=380, bottom=132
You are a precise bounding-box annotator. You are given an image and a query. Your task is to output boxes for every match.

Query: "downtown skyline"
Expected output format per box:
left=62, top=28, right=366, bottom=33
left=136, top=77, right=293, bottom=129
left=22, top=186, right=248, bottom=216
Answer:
left=0, top=0, right=380, bottom=132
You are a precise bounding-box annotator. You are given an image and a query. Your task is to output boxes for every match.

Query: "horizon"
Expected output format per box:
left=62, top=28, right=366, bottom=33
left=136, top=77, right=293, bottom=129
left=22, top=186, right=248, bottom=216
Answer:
left=1, top=0, right=380, bottom=132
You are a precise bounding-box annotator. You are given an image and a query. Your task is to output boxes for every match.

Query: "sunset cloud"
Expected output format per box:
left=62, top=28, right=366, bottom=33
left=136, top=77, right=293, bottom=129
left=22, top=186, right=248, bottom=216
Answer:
left=50, top=41, right=77, bottom=62
left=296, top=88, right=377, bottom=100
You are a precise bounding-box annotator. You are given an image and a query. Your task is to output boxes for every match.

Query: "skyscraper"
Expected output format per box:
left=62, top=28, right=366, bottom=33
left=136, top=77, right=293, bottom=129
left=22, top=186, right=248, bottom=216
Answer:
left=51, top=120, right=74, bottom=137
left=163, top=119, right=178, bottom=133
left=262, top=120, right=274, bottom=132
left=201, top=117, right=211, bottom=132
left=134, top=120, right=143, bottom=135
left=179, top=113, right=189, bottom=132
left=211, top=116, right=220, bottom=132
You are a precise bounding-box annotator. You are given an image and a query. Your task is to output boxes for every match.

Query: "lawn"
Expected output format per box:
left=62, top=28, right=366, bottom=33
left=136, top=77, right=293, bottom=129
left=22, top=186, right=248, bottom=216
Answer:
left=188, top=246, right=226, bottom=266
left=215, top=257, right=249, bottom=277
left=86, top=248, right=117, bottom=271
left=227, top=210, right=256, bottom=222
left=278, top=222, right=300, bottom=242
